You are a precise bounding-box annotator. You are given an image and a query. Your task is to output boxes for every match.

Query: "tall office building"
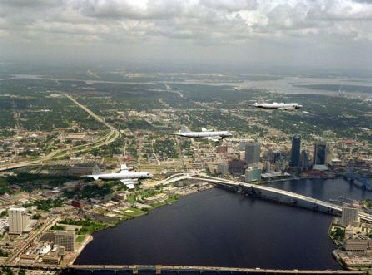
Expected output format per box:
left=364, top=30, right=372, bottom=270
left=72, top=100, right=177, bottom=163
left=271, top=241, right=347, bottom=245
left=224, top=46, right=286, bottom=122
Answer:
left=341, top=205, right=359, bottom=227
left=245, top=142, right=261, bottom=166
left=271, top=151, right=281, bottom=164
left=239, top=141, right=253, bottom=151
left=300, top=150, right=309, bottom=171
left=9, top=207, right=30, bottom=235
left=290, top=135, right=301, bottom=167
left=313, top=142, right=327, bottom=165
left=275, top=156, right=285, bottom=172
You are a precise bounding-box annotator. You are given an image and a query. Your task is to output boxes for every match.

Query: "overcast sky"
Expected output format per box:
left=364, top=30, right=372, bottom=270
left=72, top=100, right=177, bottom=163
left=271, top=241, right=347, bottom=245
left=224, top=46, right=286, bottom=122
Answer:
left=1, top=0, right=371, bottom=71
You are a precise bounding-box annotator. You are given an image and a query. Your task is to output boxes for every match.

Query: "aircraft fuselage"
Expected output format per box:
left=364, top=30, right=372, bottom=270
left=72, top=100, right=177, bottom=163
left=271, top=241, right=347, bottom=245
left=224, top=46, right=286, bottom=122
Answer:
left=93, top=171, right=152, bottom=180
left=176, top=131, right=232, bottom=139
left=254, top=102, right=303, bottom=109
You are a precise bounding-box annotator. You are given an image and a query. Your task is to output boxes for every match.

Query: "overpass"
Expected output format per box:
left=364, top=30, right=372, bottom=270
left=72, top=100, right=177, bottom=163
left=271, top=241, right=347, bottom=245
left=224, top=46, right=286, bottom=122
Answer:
left=188, top=175, right=372, bottom=223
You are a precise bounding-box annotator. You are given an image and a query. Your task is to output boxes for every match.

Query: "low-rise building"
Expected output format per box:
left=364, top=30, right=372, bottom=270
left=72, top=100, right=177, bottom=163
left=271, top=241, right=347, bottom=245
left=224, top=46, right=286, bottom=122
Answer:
left=40, top=230, right=75, bottom=251
left=42, top=255, right=60, bottom=265
left=217, top=163, right=229, bottom=176
left=55, top=230, right=75, bottom=251
left=344, top=237, right=369, bottom=252
left=144, top=193, right=169, bottom=204
left=245, top=167, right=261, bottom=183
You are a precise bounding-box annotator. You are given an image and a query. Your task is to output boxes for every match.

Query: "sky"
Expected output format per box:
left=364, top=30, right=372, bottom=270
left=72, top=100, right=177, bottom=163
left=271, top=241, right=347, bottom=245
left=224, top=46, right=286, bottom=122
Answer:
left=1, top=0, right=372, bottom=71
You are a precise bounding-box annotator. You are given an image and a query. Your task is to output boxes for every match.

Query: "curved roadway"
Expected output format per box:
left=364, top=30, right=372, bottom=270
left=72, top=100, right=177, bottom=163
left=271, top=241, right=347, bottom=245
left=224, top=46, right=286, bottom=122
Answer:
left=0, top=94, right=120, bottom=171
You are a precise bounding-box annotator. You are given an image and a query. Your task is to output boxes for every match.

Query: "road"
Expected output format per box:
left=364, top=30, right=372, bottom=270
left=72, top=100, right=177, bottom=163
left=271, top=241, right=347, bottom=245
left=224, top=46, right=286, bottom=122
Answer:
left=0, top=94, right=120, bottom=172
left=6, top=216, right=58, bottom=265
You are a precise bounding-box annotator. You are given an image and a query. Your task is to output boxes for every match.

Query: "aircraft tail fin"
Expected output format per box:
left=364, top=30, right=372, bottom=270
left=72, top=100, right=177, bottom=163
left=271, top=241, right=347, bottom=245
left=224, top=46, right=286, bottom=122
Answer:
left=120, top=163, right=130, bottom=172
left=179, top=125, right=190, bottom=133
left=202, top=127, right=213, bottom=132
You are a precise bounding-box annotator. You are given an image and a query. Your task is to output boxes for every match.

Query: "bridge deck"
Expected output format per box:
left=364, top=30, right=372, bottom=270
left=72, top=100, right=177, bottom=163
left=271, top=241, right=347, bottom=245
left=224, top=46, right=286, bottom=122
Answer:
left=69, top=264, right=364, bottom=274
left=190, top=176, right=372, bottom=222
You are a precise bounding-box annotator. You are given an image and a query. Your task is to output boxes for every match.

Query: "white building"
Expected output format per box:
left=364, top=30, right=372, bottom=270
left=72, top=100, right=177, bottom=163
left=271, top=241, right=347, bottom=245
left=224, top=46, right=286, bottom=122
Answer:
left=8, top=207, right=31, bottom=235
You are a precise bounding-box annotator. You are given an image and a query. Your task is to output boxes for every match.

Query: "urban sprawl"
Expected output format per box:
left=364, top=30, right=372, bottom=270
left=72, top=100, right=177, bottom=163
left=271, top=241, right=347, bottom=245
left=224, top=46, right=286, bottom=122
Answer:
left=0, top=71, right=371, bottom=273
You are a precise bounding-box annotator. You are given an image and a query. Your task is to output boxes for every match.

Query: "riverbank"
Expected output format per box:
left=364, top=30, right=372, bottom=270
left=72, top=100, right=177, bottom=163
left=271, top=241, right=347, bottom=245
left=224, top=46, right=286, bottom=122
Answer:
left=68, top=183, right=214, bottom=265
left=328, top=218, right=372, bottom=271
left=333, top=249, right=372, bottom=271
left=73, top=184, right=341, bottom=269
left=71, top=177, right=368, bottom=268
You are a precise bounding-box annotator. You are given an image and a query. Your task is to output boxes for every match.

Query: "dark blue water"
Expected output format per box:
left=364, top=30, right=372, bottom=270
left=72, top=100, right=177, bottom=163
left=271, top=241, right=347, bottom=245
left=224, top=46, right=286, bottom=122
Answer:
left=266, top=178, right=370, bottom=202
left=75, top=178, right=370, bottom=270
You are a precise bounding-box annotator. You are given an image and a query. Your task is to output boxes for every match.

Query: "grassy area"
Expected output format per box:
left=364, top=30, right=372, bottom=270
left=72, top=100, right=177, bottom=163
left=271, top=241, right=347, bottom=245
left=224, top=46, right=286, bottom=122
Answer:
left=150, top=201, right=168, bottom=208
left=59, top=218, right=112, bottom=235
left=122, top=207, right=147, bottom=219
left=329, top=225, right=345, bottom=246
left=75, top=235, right=85, bottom=243
left=50, top=225, right=66, bottom=231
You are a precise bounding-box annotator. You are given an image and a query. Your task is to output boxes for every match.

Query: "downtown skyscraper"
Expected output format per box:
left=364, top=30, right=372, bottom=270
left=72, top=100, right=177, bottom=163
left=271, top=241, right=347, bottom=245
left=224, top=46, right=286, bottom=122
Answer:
left=290, top=134, right=301, bottom=167
left=245, top=142, right=261, bottom=167
left=313, top=142, right=327, bottom=166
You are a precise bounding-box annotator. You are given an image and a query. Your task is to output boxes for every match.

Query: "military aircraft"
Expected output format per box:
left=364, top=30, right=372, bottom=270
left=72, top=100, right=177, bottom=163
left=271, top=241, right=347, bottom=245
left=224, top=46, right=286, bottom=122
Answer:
left=84, top=164, right=153, bottom=189
left=254, top=102, right=303, bottom=110
left=174, top=126, right=232, bottom=142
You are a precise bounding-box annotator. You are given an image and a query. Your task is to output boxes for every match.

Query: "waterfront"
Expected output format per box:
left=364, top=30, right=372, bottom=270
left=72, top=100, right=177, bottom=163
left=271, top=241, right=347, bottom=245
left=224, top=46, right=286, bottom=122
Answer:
left=72, top=178, right=370, bottom=270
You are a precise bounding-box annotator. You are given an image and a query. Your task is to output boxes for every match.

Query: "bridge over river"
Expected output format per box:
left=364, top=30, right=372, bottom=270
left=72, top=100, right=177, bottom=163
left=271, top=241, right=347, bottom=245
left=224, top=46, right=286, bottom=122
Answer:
left=61, top=175, right=372, bottom=274
left=67, top=264, right=365, bottom=274
left=187, top=175, right=372, bottom=223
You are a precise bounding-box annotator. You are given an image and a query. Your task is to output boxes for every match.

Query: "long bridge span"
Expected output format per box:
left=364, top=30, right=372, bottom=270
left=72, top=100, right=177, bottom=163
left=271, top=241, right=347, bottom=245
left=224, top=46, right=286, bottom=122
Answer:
left=12, top=175, right=370, bottom=275
left=67, top=264, right=365, bottom=274
left=188, top=175, right=372, bottom=223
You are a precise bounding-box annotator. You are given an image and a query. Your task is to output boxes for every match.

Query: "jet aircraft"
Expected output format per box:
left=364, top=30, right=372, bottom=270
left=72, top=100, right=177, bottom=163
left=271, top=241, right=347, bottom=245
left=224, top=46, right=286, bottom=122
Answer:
left=84, top=164, right=153, bottom=189
left=254, top=102, right=303, bottom=110
left=174, top=126, right=232, bottom=142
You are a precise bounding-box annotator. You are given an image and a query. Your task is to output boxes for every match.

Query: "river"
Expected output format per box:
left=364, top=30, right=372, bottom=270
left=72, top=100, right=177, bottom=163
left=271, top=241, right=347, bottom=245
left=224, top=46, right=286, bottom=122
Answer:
left=74, top=178, right=370, bottom=270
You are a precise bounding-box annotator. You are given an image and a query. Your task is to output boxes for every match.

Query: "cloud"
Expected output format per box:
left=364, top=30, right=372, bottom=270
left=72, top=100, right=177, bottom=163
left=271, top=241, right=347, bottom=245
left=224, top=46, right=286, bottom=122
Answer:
left=2, top=0, right=372, bottom=42
left=0, top=0, right=371, bottom=70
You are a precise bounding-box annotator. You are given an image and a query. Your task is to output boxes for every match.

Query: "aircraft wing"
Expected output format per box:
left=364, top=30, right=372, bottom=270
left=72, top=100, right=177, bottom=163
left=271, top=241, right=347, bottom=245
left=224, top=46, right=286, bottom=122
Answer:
left=120, top=178, right=139, bottom=189
left=208, top=136, right=221, bottom=142
left=280, top=106, right=295, bottom=111
left=83, top=175, right=100, bottom=181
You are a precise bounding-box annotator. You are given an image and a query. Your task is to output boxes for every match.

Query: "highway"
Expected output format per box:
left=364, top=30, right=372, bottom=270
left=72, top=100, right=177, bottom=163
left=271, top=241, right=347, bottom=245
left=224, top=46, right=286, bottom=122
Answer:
left=0, top=94, right=120, bottom=172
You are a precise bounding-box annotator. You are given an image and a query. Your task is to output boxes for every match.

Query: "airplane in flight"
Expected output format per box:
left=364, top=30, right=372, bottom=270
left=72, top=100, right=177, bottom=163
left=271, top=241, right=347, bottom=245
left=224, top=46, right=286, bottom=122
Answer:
left=84, top=164, right=153, bottom=189
left=254, top=102, right=303, bottom=110
left=174, top=126, right=232, bottom=142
